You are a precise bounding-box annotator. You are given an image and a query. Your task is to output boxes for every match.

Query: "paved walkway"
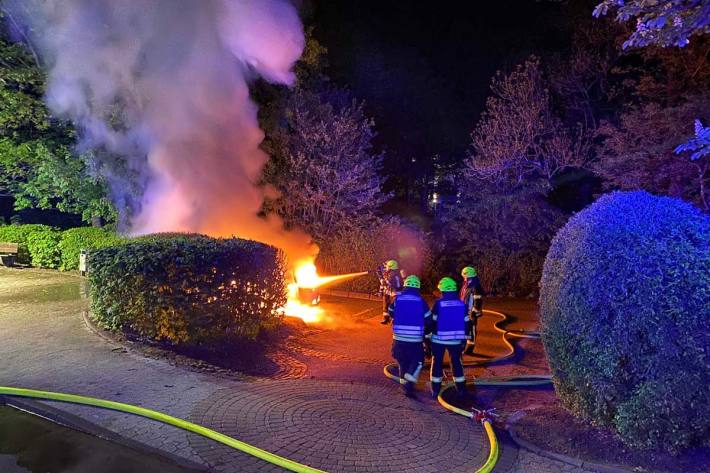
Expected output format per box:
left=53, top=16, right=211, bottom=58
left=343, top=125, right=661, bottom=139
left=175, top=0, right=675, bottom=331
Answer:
left=0, top=268, right=593, bottom=472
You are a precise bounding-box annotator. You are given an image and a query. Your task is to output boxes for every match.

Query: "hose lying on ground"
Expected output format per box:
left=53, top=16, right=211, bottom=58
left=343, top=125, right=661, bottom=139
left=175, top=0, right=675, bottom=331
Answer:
left=383, top=309, right=552, bottom=473
left=0, top=386, right=325, bottom=473
left=0, top=309, right=545, bottom=473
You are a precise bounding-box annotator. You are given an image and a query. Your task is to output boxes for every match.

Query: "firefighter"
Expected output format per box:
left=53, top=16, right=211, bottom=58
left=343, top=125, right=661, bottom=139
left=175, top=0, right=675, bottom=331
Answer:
left=429, top=277, right=471, bottom=398
left=460, top=266, right=484, bottom=356
left=379, top=259, right=403, bottom=324
left=387, top=275, right=430, bottom=397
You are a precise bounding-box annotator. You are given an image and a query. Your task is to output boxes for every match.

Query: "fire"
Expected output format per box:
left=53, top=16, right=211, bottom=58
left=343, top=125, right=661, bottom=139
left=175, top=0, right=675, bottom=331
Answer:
left=294, top=263, right=319, bottom=289
left=281, top=263, right=368, bottom=324
left=282, top=263, right=324, bottom=323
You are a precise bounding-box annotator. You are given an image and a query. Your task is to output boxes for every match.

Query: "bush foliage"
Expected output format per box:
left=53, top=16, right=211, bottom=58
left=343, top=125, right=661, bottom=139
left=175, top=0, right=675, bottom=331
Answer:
left=437, top=185, right=567, bottom=296
left=58, top=227, right=126, bottom=271
left=317, top=218, right=431, bottom=293
left=88, top=234, right=288, bottom=345
left=539, top=191, right=710, bottom=452
left=0, top=223, right=54, bottom=265
left=26, top=228, right=61, bottom=269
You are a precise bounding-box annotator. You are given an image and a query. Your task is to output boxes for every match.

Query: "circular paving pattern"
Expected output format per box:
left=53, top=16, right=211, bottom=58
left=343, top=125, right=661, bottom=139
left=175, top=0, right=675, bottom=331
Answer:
left=189, top=380, right=487, bottom=472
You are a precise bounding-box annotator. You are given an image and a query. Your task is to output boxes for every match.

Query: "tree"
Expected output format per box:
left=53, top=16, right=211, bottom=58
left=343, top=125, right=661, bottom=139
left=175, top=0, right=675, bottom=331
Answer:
left=263, top=89, right=389, bottom=240
left=466, top=57, right=591, bottom=190
left=675, top=118, right=710, bottom=209
left=436, top=179, right=566, bottom=295
left=594, top=95, right=710, bottom=208
left=594, top=0, right=710, bottom=48
left=0, top=27, right=115, bottom=225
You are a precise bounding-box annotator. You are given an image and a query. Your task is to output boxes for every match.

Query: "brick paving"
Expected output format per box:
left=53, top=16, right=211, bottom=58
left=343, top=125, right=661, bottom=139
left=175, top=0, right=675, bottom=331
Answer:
left=0, top=268, right=595, bottom=472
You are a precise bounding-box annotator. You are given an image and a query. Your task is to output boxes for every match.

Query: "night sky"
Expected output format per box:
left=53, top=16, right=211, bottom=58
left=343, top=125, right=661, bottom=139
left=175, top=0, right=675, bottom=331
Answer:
left=308, top=0, right=579, bottom=174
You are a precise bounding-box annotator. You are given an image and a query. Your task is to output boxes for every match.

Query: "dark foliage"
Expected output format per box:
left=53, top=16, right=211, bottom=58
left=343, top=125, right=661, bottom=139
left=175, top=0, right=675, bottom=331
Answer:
left=436, top=183, right=567, bottom=296
left=540, top=191, right=710, bottom=452
left=89, top=235, right=288, bottom=345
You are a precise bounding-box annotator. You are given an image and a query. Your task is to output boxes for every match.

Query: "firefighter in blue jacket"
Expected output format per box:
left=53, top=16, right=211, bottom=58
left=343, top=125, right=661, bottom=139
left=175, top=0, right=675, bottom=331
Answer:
left=460, top=266, right=484, bottom=356
left=429, top=277, right=471, bottom=398
left=388, top=275, right=430, bottom=397
left=380, top=259, right=404, bottom=324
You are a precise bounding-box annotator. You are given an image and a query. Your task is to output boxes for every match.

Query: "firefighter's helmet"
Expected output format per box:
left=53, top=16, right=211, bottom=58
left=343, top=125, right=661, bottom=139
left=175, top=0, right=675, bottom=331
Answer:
left=403, top=275, right=421, bottom=289
left=438, top=277, right=457, bottom=292
left=461, top=266, right=477, bottom=278
left=385, top=259, right=399, bottom=270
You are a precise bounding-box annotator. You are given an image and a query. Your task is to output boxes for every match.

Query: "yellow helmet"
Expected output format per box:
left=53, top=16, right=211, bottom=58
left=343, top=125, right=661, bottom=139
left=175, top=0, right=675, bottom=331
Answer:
left=461, top=266, right=477, bottom=278
left=438, top=277, right=457, bottom=292
left=385, top=259, right=399, bottom=270
left=403, top=275, right=421, bottom=289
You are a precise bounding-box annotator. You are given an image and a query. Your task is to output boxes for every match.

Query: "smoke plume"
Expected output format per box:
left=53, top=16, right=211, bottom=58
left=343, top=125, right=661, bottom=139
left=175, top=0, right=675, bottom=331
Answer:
left=9, top=0, right=317, bottom=265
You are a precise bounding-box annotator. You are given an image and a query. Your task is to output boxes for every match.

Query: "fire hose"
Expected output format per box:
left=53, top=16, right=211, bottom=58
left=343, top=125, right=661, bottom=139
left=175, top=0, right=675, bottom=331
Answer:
left=0, top=309, right=548, bottom=473
left=0, top=386, right=325, bottom=473
left=383, top=309, right=553, bottom=473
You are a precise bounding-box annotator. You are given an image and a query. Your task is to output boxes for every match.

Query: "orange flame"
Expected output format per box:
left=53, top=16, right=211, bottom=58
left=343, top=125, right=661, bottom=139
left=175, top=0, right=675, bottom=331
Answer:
left=282, top=263, right=368, bottom=323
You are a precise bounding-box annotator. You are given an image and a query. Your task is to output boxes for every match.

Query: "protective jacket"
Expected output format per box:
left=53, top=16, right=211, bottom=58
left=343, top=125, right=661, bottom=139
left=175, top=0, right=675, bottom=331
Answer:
left=430, top=291, right=470, bottom=345
left=388, top=288, right=430, bottom=342
left=382, top=269, right=403, bottom=297
left=460, top=276, right=484, bottom=317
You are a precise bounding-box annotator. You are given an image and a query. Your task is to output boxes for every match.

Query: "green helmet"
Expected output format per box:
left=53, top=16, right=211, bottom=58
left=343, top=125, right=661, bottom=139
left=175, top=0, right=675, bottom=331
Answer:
left=461, top=266, right=477, bottom=278
left=385, top=259, right=399, bottom=270
left=438, top=277, right=457, bottom=292
left=403, top=275, right=421, bottom=289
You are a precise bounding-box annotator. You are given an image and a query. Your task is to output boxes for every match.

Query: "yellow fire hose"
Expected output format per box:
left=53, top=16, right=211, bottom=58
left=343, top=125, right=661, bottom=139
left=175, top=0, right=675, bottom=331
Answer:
left=383, top=309, right=553, bottom=473
left=0, top=386, right=325, bottom=473
left=0, top=309, right=547, bottom=473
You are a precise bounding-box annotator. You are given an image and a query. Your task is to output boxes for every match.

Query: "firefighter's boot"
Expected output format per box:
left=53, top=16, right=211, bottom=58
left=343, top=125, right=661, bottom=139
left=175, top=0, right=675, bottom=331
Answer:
left=380, top=313, right=391, bottom=325
left=463, top=342, right=475, bottom=356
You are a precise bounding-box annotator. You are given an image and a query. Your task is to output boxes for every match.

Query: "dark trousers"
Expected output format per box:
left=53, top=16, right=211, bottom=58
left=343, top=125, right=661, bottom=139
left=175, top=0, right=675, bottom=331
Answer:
left=391, top=340, right=424, bottom=383
left=382, top=294, right=393, bottom=315
left=430, top=341, right=466, bottom=383
left=465, top=317, right=479, bottom=353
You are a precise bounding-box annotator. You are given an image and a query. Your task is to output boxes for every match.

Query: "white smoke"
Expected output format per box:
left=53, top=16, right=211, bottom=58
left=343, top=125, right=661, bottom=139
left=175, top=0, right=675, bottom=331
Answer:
left=8, top=0, right=317, bottom=265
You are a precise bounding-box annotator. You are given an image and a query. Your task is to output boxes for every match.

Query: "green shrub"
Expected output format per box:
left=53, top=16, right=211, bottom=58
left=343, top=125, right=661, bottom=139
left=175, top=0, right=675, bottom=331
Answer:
left=0, top=224, right=55, bottom=265
left=89, top=234, right=288, bottom=344
left=58, top=227, right=126, bottom=271
left=437, top=186, right=567, bottom=296
left=26, top=228, right=61, bottom=269
left=317, top=218, right=431, bottom=292
left=539, top=191, right=710, bottom=452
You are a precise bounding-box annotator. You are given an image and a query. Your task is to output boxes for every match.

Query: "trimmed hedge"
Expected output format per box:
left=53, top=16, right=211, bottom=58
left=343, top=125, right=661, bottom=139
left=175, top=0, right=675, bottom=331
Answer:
left=26, top=228, right=62, bottom=269
left=0, top=224, right=54, bottom=265
left=539, top=191, right=710, bottom=453
left=88, top=234, right=288, bottom=344
left=58, top=227, right=126, bottom=271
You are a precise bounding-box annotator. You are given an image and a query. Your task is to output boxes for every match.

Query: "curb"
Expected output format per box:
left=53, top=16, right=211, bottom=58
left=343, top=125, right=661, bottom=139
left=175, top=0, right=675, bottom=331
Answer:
left=0, top=395, right=208, bottom=471
left=80, top=310, right=251, bottom=382
left=81, top=309, right=130, bottom=349
left=506, top=410, right=634, bottom=473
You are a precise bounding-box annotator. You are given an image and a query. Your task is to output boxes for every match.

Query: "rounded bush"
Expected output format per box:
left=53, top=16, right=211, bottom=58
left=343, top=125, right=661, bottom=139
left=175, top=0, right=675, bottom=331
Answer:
left=88, top=234, right=288, bottom=344
left=539, top=191, right=709, bottom=452
left=0, top=224, right=54, bottom=264
left=58, top=227, right=126, bottom=271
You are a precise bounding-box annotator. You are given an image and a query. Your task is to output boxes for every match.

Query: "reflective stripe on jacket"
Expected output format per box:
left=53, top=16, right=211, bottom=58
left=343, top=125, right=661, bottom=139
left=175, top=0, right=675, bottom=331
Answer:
left=389, top=288, right=430, bottom=342
left=431, top=292, right=468, bottom=344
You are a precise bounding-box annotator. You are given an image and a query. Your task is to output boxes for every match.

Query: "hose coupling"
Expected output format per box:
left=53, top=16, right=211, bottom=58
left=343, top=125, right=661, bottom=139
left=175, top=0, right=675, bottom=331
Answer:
left=473, top=408, right=497, bottom=424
